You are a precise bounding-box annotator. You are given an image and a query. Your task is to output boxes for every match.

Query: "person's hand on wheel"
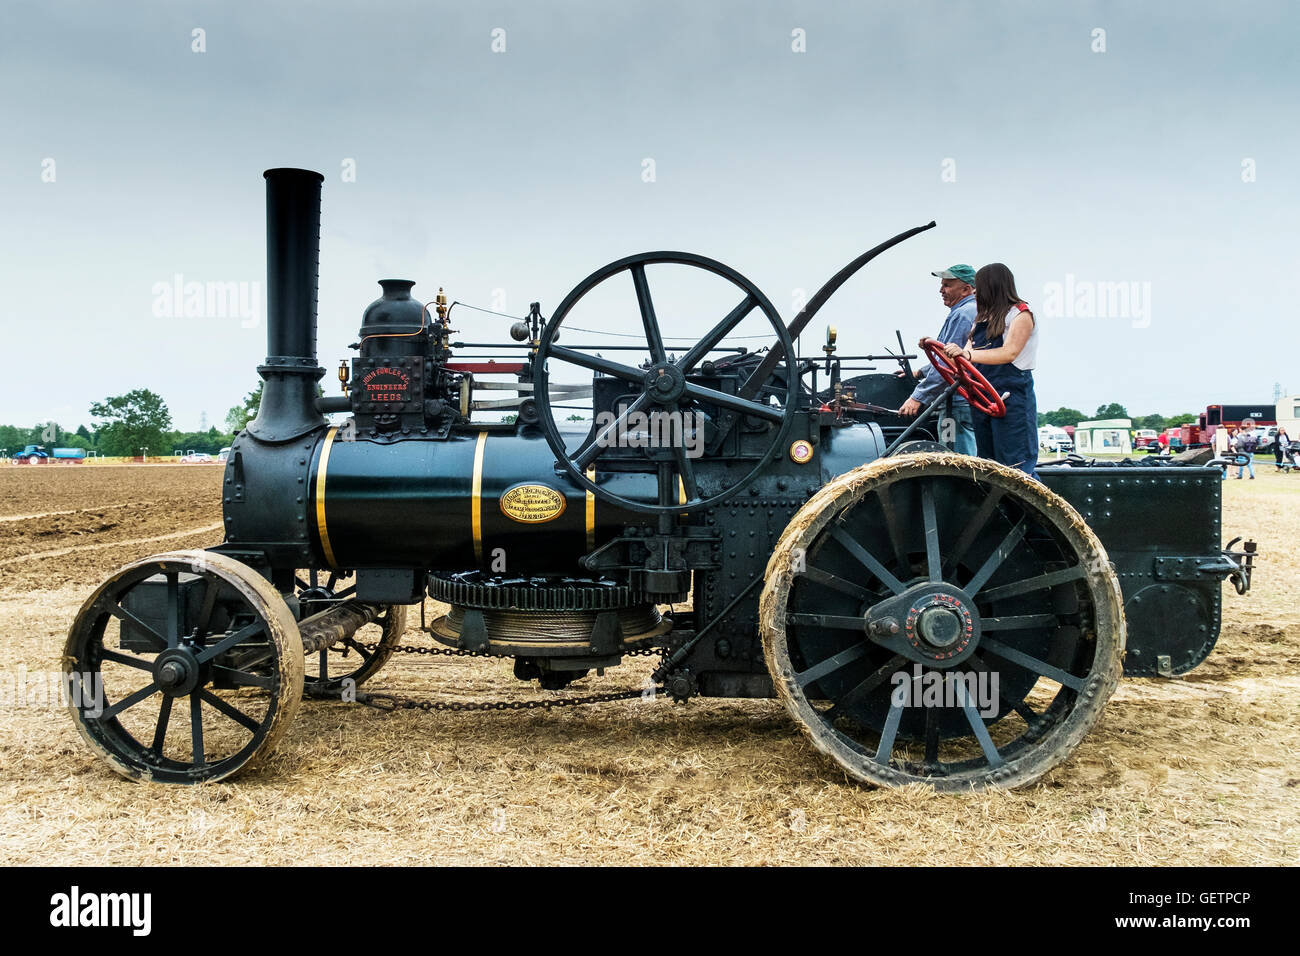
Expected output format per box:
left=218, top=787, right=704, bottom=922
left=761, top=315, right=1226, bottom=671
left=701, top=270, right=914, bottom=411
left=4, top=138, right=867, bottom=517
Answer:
left=899, top=398, right=922, bottom=417
left=943, top=342, right=965, bottom=359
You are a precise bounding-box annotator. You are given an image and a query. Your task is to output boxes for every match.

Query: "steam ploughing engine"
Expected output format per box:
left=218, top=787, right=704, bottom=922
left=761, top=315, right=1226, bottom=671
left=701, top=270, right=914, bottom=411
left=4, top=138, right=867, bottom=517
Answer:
left=63, top=169, right=1255, bottom=789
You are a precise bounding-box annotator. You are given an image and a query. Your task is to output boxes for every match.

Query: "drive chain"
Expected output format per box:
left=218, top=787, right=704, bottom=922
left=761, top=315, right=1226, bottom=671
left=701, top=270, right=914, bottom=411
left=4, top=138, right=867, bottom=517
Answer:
left=350, top=639, right=664, bottom=713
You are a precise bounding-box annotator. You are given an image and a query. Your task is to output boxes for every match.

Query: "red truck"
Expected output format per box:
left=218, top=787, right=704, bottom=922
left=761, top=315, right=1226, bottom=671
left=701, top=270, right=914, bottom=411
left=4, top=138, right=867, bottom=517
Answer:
left=1172, top=404, right=1276, bottom=451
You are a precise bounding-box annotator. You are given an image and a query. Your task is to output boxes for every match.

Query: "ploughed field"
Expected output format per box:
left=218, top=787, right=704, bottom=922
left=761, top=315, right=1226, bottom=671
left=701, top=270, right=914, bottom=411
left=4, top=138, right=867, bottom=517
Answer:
left=0, top=464, right=1295, bottom=865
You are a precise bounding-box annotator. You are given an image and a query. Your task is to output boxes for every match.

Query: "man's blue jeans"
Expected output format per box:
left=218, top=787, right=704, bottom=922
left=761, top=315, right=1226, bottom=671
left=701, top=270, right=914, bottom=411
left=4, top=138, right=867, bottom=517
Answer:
left=949, top=402, right=977, bottom=456
left=1236, top=456, right=1255, bottom=479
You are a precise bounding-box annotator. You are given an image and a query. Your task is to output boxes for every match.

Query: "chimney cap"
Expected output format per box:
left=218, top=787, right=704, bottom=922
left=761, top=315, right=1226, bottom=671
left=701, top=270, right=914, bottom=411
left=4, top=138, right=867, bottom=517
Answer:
left=263, top=168, right=324, bottom=182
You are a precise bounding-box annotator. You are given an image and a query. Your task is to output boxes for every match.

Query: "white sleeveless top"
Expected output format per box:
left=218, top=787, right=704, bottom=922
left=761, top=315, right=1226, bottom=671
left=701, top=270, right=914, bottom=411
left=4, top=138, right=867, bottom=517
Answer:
left=1007, top=304, right=1038, bottom=371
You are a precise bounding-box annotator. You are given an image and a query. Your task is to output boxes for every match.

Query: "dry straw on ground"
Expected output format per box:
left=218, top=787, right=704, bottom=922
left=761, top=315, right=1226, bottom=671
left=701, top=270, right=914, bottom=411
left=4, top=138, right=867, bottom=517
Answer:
left=0, top=464, right=1295, bottom=865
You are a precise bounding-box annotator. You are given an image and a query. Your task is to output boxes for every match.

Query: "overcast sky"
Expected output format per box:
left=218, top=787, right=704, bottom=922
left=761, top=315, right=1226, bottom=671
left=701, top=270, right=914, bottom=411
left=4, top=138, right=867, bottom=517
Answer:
left=3, top=0, right=1297, bottom=432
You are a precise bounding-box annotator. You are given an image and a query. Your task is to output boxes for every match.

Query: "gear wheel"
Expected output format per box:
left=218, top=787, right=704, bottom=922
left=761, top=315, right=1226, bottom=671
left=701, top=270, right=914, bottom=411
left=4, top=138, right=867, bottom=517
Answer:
left=428, top=572, right=645, bottom=611
left=664, top=668, right=698, bottom=704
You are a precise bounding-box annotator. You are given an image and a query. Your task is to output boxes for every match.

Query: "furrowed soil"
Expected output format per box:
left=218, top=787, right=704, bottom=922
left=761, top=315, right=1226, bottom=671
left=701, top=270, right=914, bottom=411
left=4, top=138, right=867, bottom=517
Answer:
left=0, top=463, right=1295, bottom=865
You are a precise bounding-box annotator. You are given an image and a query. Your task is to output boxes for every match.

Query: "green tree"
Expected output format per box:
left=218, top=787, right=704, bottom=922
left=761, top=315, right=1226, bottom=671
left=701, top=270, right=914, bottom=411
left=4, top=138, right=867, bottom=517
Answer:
left=1093, top=402, right=1129, bottom=420
left=1134, top=413, right=1165, bottom=431
left=225, top=381, right=264, bottom=433
left=1038, top=407, right=1085, bottom=428
left=90, top=389, right=172, bottom=457
left=27, top=422, right=63, bottom=446
left=164, top=428, right=234, bottom=455
left=0, top=425, right=26, bottom=454
left=76, top=424, right=94, bottom=444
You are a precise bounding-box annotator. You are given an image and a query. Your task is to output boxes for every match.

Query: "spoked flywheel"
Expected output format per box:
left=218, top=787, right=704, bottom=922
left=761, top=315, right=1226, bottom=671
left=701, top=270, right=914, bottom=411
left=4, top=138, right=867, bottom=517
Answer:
left=533, top=251, right=798, bottom=515
left=760, top=453, right=1125, bottom=790
left=295, top=569, right=407, bottom=698
left=63, top=550, right=305, bottom=783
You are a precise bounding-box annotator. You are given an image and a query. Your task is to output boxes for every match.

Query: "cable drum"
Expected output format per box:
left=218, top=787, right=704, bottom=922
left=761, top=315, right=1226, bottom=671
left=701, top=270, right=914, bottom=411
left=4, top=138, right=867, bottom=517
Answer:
left=433, top=604, right=667, bottom=651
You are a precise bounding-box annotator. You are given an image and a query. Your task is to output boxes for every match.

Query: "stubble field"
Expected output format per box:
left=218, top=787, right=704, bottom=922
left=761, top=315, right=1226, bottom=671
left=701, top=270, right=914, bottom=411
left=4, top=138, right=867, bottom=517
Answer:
left=0, top=463, right=1295, bottom=865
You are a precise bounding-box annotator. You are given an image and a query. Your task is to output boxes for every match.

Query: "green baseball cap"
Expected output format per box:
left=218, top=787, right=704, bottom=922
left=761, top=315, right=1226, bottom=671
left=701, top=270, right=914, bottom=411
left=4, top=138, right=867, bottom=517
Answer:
left=932, top=264, right=976, bottom=284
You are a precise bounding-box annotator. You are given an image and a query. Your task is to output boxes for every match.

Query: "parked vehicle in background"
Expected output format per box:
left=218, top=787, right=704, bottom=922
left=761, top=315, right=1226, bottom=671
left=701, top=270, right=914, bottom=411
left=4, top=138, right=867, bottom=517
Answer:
left=218, top=446, right=232, bottom=463
left=1244, top=426, right=1276, bottom=453
left=180, top=452, right=215, bottom=463
left=52, top=447, right=86, bottom=463
left=1133, top=428, right=1160, bottom=450
left=1038, top=425, right=1074, bottom=452
left=1179, top=420, right=1211, bottom=450
left=15, top=444, right=48, bottom=464
left=1188, top=404, right=1278, bottom=451
left=1159, top=427, right=1183, bottom=451
left=1213, top=404, right=1274, bottom=430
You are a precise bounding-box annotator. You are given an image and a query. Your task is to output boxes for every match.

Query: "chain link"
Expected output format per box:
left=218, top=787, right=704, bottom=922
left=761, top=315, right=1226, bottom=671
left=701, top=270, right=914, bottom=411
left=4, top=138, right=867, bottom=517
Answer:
left=356, top=686, right=655, bottom=713
left=358, top=640, right=663, bottom=659
left=350, top=638, right=665, bottom=713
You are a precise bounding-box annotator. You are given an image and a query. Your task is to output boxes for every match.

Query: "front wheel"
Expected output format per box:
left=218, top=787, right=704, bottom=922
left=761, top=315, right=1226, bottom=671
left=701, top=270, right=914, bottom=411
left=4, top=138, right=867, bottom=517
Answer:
left=760, top=453, right=1124, bottom=791
left=64, top=550, right=305, bottom=783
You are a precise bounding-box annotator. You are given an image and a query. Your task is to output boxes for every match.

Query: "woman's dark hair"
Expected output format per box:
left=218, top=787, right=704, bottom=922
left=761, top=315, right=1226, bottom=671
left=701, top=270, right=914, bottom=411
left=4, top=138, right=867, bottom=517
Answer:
left=975, top=263, right=1024, bottom=339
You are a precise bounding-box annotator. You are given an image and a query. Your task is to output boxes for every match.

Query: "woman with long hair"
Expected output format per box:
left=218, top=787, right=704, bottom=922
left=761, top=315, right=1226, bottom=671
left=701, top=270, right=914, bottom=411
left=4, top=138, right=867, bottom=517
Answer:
left=943, top=263, right=1039, bottom=477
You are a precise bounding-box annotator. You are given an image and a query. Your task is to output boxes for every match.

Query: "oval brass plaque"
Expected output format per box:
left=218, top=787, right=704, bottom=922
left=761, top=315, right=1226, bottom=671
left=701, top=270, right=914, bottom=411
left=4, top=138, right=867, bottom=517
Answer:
left=499, top=483, right=567, bottom=523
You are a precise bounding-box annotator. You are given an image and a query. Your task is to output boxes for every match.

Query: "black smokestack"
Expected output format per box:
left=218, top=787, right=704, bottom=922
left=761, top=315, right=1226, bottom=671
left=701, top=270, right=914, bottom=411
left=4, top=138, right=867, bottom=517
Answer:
left=247, top=168, right=327, bottom=442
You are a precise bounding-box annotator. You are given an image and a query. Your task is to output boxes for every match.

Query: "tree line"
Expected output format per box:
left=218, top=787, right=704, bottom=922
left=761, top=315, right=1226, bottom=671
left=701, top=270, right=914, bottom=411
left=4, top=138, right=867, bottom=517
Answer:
left=1037, top=403, right=1197, bottom=432
left=1, top=383, right=264, bottom=458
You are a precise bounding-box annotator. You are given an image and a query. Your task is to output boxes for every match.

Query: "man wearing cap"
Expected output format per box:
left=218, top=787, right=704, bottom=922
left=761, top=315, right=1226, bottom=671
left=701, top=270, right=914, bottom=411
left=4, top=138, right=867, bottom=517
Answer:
left=897, top=265, right=978, bottom=455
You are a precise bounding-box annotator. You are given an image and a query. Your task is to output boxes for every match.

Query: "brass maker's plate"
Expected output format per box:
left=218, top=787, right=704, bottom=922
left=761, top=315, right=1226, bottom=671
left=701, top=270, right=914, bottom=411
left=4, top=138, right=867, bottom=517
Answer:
left=500, top=483, right=567, bottom=523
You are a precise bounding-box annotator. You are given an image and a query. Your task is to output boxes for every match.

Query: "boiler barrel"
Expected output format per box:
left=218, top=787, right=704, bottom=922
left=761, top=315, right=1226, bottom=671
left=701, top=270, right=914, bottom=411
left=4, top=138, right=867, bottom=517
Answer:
left=309, top=426, right=659, bottom=574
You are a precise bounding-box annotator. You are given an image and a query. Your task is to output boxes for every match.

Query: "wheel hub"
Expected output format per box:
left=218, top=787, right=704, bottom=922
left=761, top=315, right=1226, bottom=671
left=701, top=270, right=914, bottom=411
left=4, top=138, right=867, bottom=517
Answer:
left=916, top=604, right=963, bottom=647
left=153, top=647, right=201, bottom=697
left=905, top=593, right=976, bottom=662
left=864, top=583, right=981, bottom=668
left=644, top=363, right=685, bottom=404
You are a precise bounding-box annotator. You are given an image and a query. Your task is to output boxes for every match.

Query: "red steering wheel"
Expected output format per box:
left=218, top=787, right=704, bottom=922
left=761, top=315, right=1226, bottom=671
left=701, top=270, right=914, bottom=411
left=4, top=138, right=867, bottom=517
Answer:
left=920, top=338, right=1006, bottom=418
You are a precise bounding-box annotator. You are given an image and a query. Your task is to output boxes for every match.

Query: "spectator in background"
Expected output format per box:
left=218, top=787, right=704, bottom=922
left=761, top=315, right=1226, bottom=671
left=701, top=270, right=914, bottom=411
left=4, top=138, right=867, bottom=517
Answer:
left=1276, top=426, right=1291, bottom=470
left=1235, top=424, right=1257, bottom=479
left=898, top=264, right=978, bottom=454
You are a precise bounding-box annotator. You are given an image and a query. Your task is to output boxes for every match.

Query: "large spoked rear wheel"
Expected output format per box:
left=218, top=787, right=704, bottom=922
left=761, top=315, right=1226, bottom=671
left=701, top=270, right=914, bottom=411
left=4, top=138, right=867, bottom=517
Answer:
left=760, top=453, right=1124, bottom=791
left=64, top=550, right=304, bottom=784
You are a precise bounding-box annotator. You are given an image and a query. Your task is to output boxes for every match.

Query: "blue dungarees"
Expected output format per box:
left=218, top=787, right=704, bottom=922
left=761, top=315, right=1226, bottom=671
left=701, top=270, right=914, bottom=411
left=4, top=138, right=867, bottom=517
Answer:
left=969, top=311, right=1038, bottom=478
